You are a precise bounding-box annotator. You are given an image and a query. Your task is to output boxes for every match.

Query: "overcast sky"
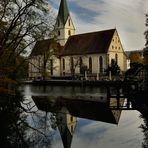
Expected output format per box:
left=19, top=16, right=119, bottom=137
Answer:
left=49, top=0, right=148, bottom=51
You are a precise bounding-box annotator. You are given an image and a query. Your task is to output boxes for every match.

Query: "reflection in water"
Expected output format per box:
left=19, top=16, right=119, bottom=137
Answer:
left=32, top=95, right=124, bottom=148
left=138, top=107, right=148, bottom=148
left=19, top=85, right=148, bottom=148
left=56, top=107, right=77, bottom=148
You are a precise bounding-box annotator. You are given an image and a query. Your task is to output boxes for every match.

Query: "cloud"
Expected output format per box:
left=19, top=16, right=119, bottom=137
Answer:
left=51, top=0, right=148, bottom=50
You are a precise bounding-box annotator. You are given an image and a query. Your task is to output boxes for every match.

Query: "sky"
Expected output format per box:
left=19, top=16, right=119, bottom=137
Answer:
left=49, top=0, right=148, bottom=51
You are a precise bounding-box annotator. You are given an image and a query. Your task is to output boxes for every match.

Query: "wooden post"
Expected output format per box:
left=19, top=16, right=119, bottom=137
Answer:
left=109, top=71, right=112, bottom=80
left=97, top=72, right=99, bottom=80
left=107, top=87, right=110, bottom=107
left=85, top=71, right=88, bottom=80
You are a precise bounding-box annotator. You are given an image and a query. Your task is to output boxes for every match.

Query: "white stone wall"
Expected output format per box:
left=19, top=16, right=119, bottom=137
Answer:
left=28, top=55, right=61, bottom=79
left=108, top=30, right=127, bottom=72
left=61, top=54, right=107, bottom=76
left=56, top=16, right=75, bottom=46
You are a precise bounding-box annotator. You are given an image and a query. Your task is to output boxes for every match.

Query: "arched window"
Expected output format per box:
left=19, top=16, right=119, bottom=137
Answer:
left=99, top=56, right=103, bottom=73
left=70, top=116, right=73, bottom=122
left=115, top=53, right=118, bottom=64
left=68, top=30, right=71, bottom=36
left=70, top=57, right=74, bottom=76
left=62, top=58, right=65, bottom=70
left=89, top=57, right=92, bottom=74
left=50, top=59, right=53, bottom=75
left=79, top=57, right=83, bottom=74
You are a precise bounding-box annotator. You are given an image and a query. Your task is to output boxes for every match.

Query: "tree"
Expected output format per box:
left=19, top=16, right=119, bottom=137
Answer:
left=0, top=0, right=55, bottom=79
left=144, top=13, right=148, bottom=64
left=0, top=0, right=56, bottom=146
left=106, top=59, right=120, bottom=76
left=129, top=51, right=144, bottom=64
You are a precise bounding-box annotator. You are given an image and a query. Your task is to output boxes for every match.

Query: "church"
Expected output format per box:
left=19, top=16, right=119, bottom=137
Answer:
left=28, top=0, right=127, bottom=79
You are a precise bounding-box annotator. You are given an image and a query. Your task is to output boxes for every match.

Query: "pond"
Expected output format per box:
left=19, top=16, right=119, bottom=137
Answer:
left=19, top=84, right=146, bottom=148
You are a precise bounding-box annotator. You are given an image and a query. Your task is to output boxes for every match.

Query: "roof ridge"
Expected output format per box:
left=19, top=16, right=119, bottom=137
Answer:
left=70, top=28, right=116, bottom=37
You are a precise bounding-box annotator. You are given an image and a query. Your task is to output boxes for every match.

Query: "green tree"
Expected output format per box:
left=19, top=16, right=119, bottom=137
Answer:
left=144, top=13, right=148, bottom=64
left=106, top=59, right=120, bottom=76
left=129, top=52, right=144, bottom=64
left=0, top=0, right=55, bottom=79
left=0, top=0, right=56, bottom=147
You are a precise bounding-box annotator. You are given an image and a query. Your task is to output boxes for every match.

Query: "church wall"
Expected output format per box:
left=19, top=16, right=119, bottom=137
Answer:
left=61, top=54, right=107, bottom=76
left=28, top=55, right=61, bottom=79
left=56, top=16, right=75, bottom=46
left=108, top=30, right=127, bottom=72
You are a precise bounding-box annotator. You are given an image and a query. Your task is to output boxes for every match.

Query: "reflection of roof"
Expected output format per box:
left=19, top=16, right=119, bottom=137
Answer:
left=62, top=29, right=115, bottom=56
left=32, top=96, right=122, bottom=124
left=30, top=39, right=63, bottom=57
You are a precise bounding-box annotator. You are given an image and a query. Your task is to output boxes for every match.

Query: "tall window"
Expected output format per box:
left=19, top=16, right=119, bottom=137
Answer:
left=50, top=59, right=53, bottom=75
left=68, top=30, right=71, bottom=36
left=69, top=19, right=71, bottom=26
left=115, top=53, right=118, bottom=64
left=79, top=57, right=83, bottom=74
left=70, top=57, right=74, bottom=76
left=62, top=58, right=65, bottom=70
left=89, top=57, right=92, bottom=74
left=99, top=56, right=103, bottom=73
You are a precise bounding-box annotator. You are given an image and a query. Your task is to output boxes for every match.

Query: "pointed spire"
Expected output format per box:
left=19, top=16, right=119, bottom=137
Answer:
left=57, top=0, right=70, bottom=25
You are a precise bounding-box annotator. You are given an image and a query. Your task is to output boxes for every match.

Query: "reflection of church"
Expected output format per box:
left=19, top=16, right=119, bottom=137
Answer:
left=32, top=95, right=124, bottom=148
left=56, top=107, right=77, bottom=148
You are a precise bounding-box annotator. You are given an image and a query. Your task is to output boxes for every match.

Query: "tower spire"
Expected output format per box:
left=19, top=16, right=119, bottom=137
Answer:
left=57, top=0, right=70, bottom=25
left=55, top=0, right=75, bottom=46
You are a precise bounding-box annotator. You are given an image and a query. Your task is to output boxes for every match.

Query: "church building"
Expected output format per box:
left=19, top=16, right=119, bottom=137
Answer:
left=28, top=0, right=127, bottom=79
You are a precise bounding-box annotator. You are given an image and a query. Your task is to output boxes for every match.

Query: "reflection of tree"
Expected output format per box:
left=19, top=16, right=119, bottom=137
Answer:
left=22, top=98, right=57, bottom=148
left=0, top=93, right=28, bottom=147
left=139, top=109, right=148, bottom=148
left=0, top=93, right=57, bottom=147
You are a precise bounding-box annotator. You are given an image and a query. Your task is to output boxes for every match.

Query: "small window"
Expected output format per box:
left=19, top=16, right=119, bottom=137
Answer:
left=112, top=45, right=114, bottom=49
left=118, top=47, right=120, bottom=50
left=70, top=116, right=73, bottom=122
left=69, top=19, right=71, bottom=26
left=68, top=30, right=71, bottom=36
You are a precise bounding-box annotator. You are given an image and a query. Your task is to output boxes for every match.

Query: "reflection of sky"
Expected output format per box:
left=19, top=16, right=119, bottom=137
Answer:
left=21, top=85, right=144, bottom=148
left=53, top=111, right=143, bottom=148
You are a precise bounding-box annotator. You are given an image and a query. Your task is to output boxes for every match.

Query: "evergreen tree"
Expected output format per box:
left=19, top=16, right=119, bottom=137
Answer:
left=106, top=59, right=120, bottom=76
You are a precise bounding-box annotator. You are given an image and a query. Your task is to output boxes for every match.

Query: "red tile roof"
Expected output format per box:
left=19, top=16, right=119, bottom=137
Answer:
left=62, top=29, right=116, bottom=56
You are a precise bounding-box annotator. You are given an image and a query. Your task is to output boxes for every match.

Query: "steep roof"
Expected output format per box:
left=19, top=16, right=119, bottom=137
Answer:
left=57, top=0, right=70, bottom=25
left=62, top=29, right=116, bottom=56
left=30, top=39, right=63, bottom=57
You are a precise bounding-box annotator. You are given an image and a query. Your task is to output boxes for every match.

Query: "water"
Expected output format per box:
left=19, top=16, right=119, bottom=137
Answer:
left=20, top=84, right=145, bottom=148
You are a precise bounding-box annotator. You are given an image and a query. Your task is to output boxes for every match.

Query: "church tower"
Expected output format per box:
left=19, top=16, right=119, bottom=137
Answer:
left=55, top=0, right=75, bottom=46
